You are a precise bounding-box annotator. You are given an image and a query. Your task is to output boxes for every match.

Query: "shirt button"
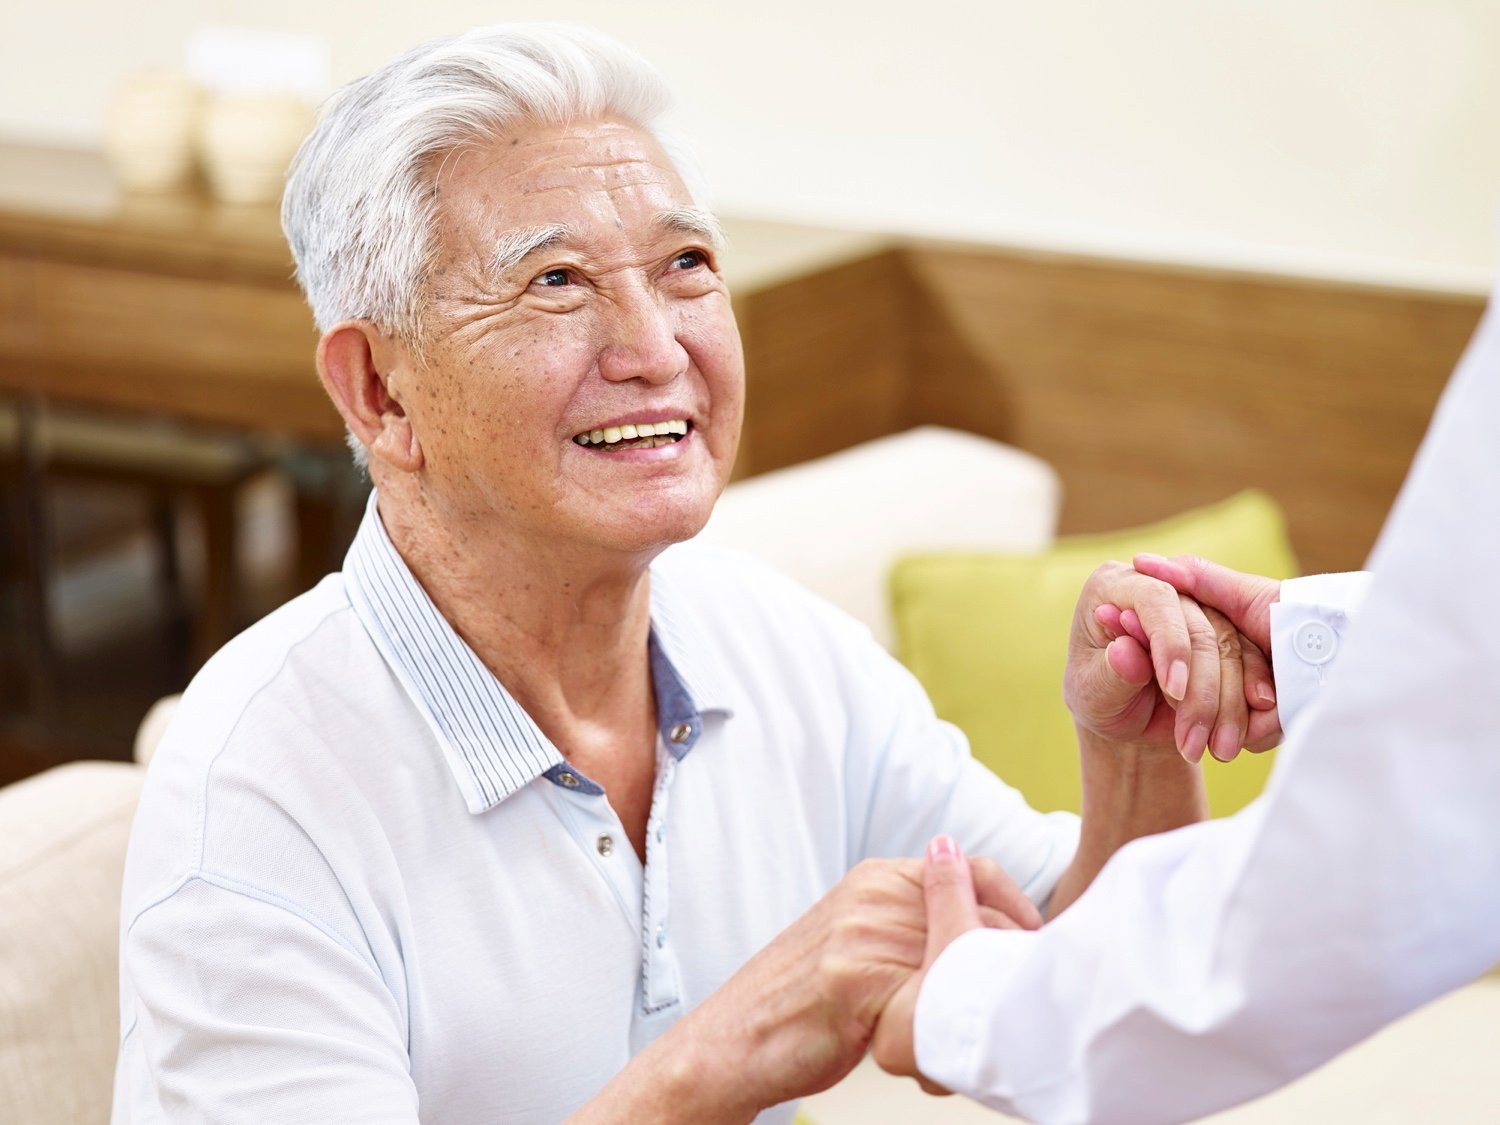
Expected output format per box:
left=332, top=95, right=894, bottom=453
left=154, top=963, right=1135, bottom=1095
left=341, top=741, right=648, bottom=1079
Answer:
left=669, top=721, right=693, bottom=744
left=557, top=771, right=581, bottom=789
left=655, top=925, right=667, bottom=948
left=596, top=834, right=614, bottom=857
left=1294, top=621, right=1338, bottom=666
left=655, top=825, right=664, bottom=843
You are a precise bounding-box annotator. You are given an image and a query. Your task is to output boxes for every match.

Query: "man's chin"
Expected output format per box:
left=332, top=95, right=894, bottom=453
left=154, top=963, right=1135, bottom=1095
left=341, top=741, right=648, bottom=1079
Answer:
left=577, top=496, right=718, bottom=560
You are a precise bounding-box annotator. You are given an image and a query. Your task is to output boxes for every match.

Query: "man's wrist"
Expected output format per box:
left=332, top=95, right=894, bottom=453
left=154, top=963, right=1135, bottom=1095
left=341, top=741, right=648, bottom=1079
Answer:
left=656, top=1030, right=759, bottom=1124
left=1076, top=726, right=1205, bottom=824
left=569, top=1010, right=759, bottom=1125
left=1056, top=726, right=1206, bottom=912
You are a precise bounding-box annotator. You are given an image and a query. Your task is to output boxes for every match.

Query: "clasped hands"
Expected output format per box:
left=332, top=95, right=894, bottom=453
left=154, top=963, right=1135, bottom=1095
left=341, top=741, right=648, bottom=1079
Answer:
left=587, top=555, right=1280, bottom=1120
left=871, top=552, right=1284, bottom=1088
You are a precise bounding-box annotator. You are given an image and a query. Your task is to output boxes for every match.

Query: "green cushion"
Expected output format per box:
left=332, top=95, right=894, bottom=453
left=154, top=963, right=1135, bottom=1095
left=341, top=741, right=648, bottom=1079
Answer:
left=890, top=490, right=1298, bottom=818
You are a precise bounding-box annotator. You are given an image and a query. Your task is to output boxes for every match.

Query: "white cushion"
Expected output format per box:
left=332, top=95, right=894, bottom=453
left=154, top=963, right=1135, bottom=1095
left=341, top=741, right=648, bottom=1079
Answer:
left=0, top=760, right=145, bottom=1125
left=133, top=693, right=181, bottom=766
left=698, top=426, right=1060, bottom=648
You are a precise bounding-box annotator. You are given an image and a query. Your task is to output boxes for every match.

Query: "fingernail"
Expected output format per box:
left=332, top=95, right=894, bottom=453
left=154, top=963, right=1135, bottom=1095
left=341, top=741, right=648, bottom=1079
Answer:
left=1181, top=723, right=1210, bottom=763
left=1256, top=683, right=1276, bottom=707
left=929, top=835, right=959, bottom=861
left=1211, top=724, right=1242, bottom=762
left=1166, top=660, right=1188, bottom=701
left=1137, top=552, right=1166, bottom=563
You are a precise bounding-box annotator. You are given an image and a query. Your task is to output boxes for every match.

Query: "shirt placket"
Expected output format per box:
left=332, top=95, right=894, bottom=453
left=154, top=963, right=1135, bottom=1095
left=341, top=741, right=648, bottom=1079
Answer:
left=640, top=741, right=680, bottom=1012
left=544, top=763, right=644, bottom=936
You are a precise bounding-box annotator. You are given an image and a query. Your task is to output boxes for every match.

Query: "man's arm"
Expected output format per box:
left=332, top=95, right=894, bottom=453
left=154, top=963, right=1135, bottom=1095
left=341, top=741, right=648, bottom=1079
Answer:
left=1048, top=562, right=1277, bottom=914
left=873, top=293, right=1500, bottom=1122
left=571, top=856, right=1040, bottom=1123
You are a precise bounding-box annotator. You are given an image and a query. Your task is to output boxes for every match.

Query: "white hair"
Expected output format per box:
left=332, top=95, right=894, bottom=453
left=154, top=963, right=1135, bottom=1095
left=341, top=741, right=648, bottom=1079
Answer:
left=282, top=22, right=708, bottom=347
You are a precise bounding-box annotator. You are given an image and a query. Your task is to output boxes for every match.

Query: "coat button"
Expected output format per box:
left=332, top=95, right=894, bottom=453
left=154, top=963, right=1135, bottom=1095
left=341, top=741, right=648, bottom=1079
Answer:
left=1294, top=621, right=1337, bottom=665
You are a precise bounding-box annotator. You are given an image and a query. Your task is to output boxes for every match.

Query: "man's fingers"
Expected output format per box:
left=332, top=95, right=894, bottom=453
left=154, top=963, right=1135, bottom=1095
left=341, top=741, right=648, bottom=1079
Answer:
left=968, top=855, right=1042, bottom=930
left=1240, top=637, right=1277, bottom=712
left=1202, top=606, right=1247, bottom=763
left=1241, top=640, right=1284, bottom=751
left=1133, top=553, right=1281, bottom=653
left=1172, top=596, right=1221, bottom=763
left=923, top=836, right=983, bottom=961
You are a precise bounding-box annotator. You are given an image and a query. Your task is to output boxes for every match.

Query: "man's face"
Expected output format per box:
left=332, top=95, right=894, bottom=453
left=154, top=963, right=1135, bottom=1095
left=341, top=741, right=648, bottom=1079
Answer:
left=395, top=118, right=743, bottom=559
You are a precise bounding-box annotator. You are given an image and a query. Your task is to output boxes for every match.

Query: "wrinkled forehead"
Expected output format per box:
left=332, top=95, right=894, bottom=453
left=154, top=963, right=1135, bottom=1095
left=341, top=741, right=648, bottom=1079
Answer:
left=429, top=118, right=696, bottom=242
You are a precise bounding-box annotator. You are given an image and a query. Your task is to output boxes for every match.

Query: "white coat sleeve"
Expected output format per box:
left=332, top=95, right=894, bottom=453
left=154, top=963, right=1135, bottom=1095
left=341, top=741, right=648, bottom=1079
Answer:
left=911, top=295, right=1500, bottom=1125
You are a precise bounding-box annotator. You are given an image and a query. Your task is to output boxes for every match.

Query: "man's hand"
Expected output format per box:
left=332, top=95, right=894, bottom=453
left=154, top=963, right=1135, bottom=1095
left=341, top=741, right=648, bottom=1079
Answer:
left=871, top=836, right=984, bottom=1092
left=1067, top=561, right=1278, bottom=763
left=575, top=855, right=1039, bottom=1122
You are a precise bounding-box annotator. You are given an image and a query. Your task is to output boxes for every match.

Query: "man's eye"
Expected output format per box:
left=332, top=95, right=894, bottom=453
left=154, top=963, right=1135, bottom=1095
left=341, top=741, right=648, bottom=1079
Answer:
left=536, top=268, right=573, bottom=288
left=672, top=250, right=708, bottom=271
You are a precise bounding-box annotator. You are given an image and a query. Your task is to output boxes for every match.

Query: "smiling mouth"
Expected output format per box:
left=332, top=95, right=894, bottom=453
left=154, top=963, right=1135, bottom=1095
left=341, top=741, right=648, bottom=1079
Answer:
left=572, top=418, right=691, bottom=452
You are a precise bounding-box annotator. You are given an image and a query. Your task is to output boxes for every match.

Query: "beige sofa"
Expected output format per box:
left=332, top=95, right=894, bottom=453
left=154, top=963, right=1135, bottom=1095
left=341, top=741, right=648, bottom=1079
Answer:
left=3, top=425, right=1495, bottom=1124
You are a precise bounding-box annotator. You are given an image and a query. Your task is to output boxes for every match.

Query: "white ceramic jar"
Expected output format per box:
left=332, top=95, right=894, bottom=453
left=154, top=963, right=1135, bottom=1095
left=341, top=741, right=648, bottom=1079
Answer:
left=103, top=70, right=203, bottom=192
left=196, top=93, right=313, bottom=205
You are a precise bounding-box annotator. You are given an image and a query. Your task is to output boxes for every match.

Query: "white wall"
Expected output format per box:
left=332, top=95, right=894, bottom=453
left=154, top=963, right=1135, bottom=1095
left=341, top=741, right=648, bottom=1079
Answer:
left=6, top=0, right=1497, bottom=291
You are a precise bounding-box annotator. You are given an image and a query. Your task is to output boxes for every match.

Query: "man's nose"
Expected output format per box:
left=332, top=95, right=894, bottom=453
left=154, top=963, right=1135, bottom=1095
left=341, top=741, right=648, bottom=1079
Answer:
left=598, top=289, right=689, bottom=384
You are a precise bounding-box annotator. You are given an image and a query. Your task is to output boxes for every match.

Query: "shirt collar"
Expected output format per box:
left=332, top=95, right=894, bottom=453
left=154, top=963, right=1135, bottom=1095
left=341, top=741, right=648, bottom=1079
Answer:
left=343, top=493, right=733, bottom=814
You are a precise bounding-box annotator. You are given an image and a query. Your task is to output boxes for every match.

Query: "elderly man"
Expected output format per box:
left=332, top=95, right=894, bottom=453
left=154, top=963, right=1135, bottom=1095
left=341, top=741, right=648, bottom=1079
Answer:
left=115, top=24, right=1290, bottom=1124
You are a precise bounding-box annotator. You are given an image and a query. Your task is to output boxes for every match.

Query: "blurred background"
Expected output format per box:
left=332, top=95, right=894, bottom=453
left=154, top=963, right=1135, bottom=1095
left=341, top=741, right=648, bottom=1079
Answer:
left=8, top=0, right=1499, bottom=284
left=3, top=0, right=1499, bottom=781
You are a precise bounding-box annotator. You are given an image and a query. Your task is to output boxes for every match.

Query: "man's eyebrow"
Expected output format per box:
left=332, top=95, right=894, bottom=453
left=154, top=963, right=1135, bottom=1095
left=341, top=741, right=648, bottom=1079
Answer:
left=490, top=224, right=571, bottom=276
left=654, top=207, right=727, bottom=252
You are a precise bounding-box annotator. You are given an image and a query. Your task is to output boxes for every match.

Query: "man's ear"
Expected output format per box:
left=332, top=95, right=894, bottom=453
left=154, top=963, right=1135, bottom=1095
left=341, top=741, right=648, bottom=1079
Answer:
left=317, top=321, right=423, bottom=472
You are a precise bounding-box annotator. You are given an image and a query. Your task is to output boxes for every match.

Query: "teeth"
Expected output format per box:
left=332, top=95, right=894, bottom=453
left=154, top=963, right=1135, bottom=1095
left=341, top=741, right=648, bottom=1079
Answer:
left=572, top=418, right=690, bottom=446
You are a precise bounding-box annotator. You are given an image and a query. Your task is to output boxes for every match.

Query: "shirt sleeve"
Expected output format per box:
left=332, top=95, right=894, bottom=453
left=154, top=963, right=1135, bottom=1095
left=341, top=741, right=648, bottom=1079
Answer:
left=838, top=627, right=1080, bottom=905
left=114, top=875, right=419, bottom=1124
left=911, top=297, right=1500, bottom=1122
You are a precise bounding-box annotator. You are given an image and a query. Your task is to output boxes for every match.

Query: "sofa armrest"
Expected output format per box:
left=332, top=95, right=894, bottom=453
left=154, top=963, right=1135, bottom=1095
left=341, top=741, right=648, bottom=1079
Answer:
left=0, top=760, right=145, bottom=1124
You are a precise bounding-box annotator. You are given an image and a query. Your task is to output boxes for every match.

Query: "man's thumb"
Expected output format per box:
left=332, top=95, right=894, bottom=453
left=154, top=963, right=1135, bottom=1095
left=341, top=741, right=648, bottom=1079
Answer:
left=924, top=836, right=982, bottom=962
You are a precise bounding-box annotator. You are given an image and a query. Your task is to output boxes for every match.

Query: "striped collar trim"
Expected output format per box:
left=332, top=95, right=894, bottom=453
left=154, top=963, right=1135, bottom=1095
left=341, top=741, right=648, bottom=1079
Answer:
left=344, top=494, right=733, bottom=814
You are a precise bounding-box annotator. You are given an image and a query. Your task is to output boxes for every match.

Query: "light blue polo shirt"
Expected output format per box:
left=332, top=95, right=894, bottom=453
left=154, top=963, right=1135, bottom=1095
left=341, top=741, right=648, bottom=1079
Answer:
left=114, top=496, right=1079, bottom=1124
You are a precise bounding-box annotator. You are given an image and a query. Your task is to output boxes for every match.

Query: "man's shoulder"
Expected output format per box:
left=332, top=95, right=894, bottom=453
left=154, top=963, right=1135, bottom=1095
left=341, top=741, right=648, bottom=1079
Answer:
left=654, top=540, right=850, bottom=620
left=122, top=574, right=430, bottom=917
left=130, top=576, right=386, bottom=850
left=163, top=575, right=365, bottom=756
left=651, top=540, right=883, bottom=680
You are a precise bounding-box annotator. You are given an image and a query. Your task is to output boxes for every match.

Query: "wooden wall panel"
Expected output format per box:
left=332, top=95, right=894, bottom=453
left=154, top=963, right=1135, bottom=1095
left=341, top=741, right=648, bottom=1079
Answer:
left=899, top=245, right=1484, bottom=574
left=735, top=249, right=911, bottom=480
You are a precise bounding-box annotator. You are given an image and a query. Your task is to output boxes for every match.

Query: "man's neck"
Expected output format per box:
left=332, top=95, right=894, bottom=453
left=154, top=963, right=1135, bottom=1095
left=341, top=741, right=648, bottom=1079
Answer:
left=373, top=486, right=660, bottom=752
